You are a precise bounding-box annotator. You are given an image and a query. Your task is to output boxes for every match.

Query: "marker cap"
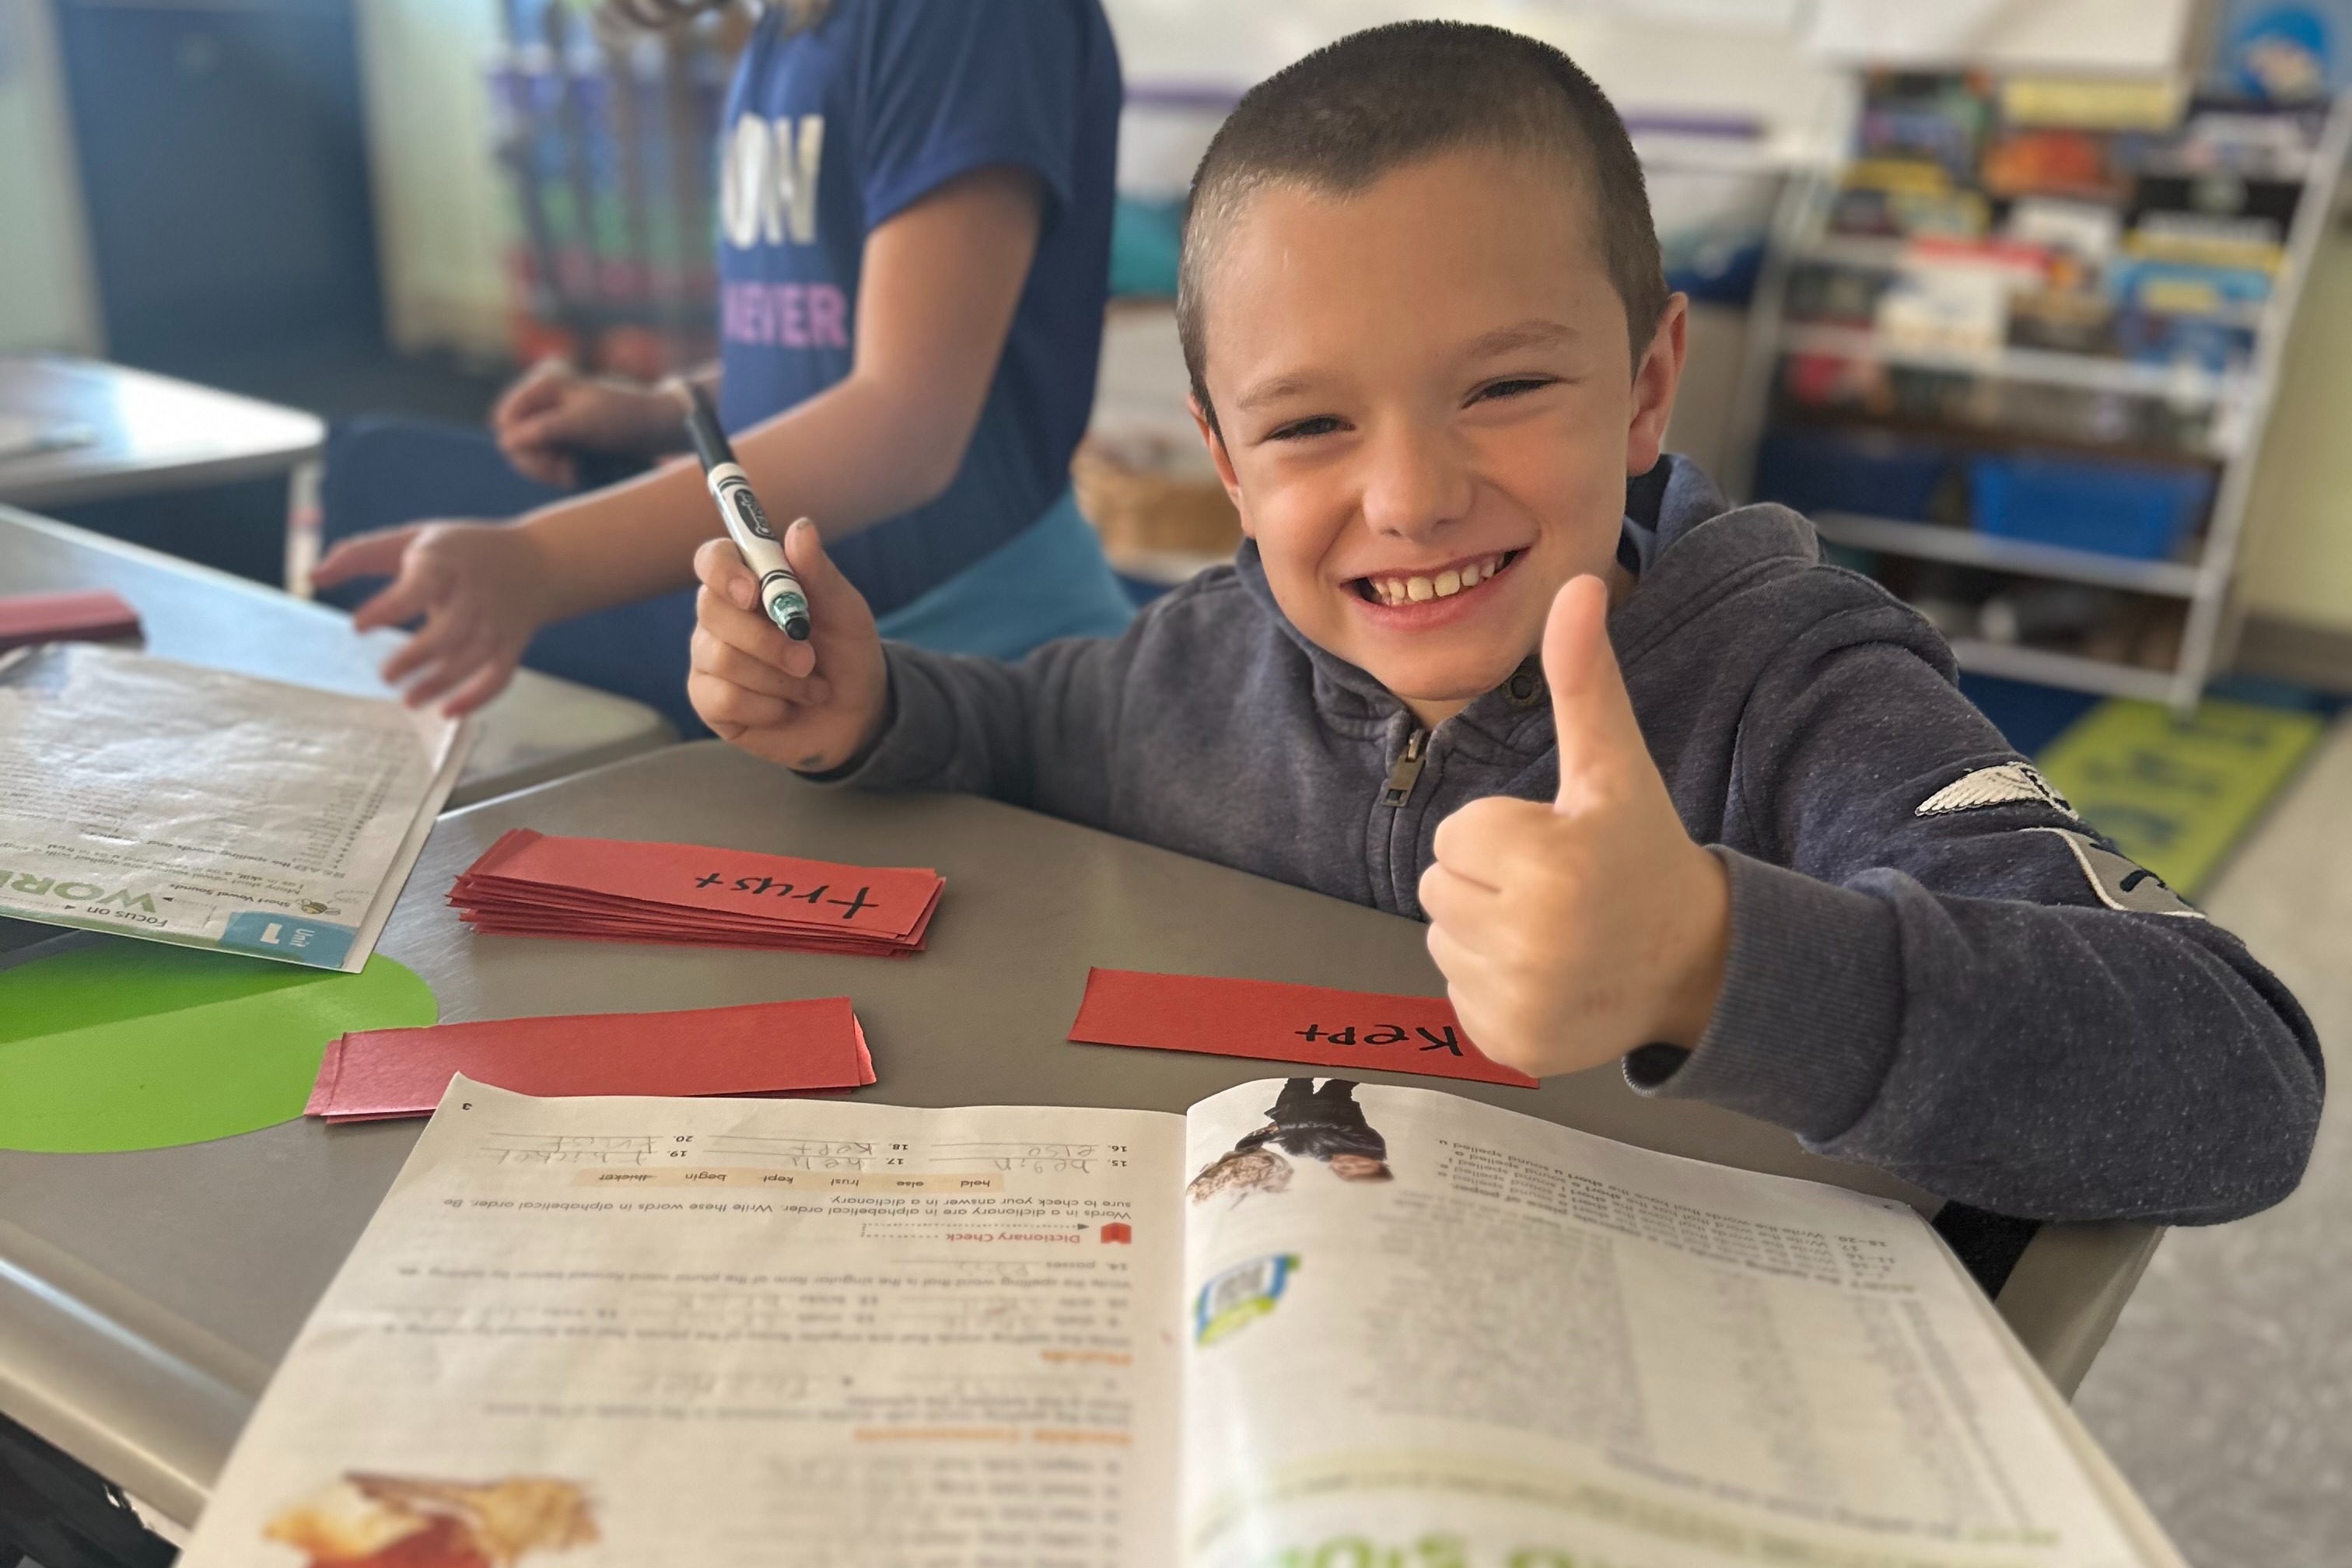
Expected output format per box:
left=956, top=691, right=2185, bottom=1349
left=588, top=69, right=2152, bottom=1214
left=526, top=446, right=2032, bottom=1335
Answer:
left=762, top=577, right=812, bottom=641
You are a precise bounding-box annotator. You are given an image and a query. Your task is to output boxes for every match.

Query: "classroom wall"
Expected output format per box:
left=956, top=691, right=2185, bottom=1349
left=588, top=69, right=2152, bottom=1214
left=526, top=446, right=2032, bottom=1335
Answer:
left=1804, top=0, right=2201, bottom=74
left=1104, top=0, right=1850, bottom=158
left=353, top=0, right=509, bottom=360
left=350, top=0, right=2205, bottom=362
left=2235, top=222, right=2352, bottom=635
left=0, top=0, right=100, bottom=354
left=354, top=0, right=1866, bottom=366
left=327, top=0, right=2352, bottom=646
left=1101, top=0, right=2200, bottom=139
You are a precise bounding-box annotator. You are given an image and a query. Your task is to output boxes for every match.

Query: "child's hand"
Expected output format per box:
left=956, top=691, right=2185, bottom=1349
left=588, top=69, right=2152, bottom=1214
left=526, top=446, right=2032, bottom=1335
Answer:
left=492, top=360, right=691, bottom=488
left=689, top=519, right=890, bottom=774
left=313, top=520, right=558, bottom=716
left=1419, top=575, right=1730, bottom=1078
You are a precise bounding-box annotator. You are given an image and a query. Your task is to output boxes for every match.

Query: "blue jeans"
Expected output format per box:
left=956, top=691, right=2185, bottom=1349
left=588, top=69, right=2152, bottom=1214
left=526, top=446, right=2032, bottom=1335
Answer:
left=319, top=418, right=1135, bottom=733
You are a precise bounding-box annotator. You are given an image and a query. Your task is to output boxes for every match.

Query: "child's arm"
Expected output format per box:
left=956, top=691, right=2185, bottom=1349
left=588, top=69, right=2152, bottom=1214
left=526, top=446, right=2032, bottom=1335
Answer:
left=1424, top=579, right=2322, bottom=1227
left=310, top=166, right=1043, bottom=715
left=1669, top=631, right=2321, bottom=1227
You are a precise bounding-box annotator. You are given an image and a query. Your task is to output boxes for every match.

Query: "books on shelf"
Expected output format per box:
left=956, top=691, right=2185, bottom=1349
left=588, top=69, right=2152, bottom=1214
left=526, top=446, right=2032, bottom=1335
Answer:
left=1747, top=69, right=2347, bottom=699
left=1794, top=78, right=2332, bottom=393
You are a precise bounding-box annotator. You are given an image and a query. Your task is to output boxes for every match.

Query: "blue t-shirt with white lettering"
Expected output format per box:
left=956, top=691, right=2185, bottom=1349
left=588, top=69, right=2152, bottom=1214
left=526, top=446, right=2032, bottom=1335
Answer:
left=715, top=0, right=1121, bottom=618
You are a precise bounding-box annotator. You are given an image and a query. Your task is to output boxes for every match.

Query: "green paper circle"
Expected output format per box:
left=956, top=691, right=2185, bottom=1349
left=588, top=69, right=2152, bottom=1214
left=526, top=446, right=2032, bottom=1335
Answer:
left=0, top=943, right=437, bottom=1153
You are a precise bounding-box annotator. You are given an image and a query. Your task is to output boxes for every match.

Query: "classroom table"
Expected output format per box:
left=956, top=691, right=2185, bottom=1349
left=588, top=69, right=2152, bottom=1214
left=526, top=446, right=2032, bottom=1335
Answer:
left=0, top=741, right=2163, bottom=1530
left=0, top=357, right=325, bottom=512
left=0, top=506, right=674, bottom=809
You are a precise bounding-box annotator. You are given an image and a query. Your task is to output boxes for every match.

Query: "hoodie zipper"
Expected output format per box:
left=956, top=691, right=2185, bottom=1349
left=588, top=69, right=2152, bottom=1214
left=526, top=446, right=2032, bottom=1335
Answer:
left=1381, top=728, right=1429, bottom=808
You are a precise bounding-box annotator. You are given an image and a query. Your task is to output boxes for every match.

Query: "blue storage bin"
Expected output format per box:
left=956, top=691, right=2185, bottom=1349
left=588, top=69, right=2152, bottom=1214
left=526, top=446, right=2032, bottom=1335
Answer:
left=1968, top=456, right=2214, bottom=561
left=1752, top=429, right=1953, bottom=521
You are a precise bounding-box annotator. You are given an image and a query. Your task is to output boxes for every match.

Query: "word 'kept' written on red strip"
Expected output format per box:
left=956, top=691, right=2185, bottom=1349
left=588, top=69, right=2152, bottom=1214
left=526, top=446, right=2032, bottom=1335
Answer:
left=1066, top=968, right=1536, bottom=1089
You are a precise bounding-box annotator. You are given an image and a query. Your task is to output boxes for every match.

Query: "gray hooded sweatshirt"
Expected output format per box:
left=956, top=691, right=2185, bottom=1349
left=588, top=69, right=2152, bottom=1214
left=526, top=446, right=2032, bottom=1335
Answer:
left=830, top=457, right=2321, bottom=1228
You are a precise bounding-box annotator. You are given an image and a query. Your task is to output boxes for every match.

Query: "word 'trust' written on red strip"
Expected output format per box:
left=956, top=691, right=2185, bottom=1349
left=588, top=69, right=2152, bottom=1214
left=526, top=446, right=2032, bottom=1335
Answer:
left=449, top=829, right=943, bottom=957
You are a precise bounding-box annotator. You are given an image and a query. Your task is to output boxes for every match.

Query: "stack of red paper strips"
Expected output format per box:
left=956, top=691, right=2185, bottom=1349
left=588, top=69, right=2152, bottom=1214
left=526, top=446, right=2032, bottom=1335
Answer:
left=450, top=829, right=943, bottom=956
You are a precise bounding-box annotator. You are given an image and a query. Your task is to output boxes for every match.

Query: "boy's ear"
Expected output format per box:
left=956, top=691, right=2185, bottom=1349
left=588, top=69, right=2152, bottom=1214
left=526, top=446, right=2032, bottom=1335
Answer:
left=1626, top=292, right=1689, bottom=478
left=1189, top=394, right=1254, bottom=538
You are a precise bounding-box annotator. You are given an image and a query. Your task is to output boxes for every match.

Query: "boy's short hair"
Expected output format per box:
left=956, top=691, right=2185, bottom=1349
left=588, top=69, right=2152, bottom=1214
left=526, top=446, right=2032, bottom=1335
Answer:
left=1178, top=21, right=1669, bottom=423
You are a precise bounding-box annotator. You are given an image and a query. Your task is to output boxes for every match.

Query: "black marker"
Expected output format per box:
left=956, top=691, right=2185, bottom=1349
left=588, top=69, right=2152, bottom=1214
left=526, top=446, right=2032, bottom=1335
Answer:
left=683, top=387, right=810, bottom=640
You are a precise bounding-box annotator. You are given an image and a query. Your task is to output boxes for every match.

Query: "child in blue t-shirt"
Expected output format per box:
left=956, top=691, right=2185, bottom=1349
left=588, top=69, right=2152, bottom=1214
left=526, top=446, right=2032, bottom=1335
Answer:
left=313, top=0, right=1134, bottom=718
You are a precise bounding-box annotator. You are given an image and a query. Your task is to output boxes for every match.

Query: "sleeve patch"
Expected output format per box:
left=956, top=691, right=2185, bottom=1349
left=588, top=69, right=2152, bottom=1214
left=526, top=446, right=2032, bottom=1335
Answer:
left=1916, top=762, right=2077, bottom=821
left=2025, top=827, right=2204, bottom=918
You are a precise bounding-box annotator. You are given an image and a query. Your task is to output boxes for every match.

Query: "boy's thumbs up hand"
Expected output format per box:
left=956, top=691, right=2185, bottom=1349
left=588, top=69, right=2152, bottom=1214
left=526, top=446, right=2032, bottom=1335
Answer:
left=689, top=519, right=890, bottom=774
left=1419, top=574, right=1729, bottom=1079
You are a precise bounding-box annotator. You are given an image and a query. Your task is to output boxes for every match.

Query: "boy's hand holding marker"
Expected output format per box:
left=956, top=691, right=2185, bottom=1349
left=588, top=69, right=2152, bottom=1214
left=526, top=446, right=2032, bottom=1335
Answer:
left=689, top=524, right=888, bottom=774
left=681, top=387, right=811, bottom=642
left=1420, top=576, right=1730, bottom=1080
left=683, top=387, right=887, bottom=772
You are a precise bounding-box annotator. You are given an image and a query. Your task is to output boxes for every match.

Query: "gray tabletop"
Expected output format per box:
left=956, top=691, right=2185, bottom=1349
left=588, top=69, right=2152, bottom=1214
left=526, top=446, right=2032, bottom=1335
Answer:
left=0, top=357, right=327, bottom=510
left=0, top=506, right=673, bottom=808
left=0, top=742, right=2158, bottom=1528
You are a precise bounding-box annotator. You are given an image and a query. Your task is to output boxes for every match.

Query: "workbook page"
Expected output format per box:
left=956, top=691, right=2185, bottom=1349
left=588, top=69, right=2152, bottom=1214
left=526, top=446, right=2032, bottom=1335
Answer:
left=0, top=642, right=466, bottom=971
left=182, top=1080, right=1188, bottom=1568
left=1178, top=1078, right=2161, bottom=1568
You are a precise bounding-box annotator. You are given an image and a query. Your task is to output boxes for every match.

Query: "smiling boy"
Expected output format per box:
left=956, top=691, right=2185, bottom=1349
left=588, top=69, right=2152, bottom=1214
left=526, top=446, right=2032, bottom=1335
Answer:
left=685, top=23, right=2320, bottom=1229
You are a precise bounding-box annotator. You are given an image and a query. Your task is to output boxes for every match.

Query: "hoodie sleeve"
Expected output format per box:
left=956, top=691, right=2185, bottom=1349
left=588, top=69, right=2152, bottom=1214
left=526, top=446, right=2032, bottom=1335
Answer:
left=1626, top=602, right=2323, bottom=1226
left=813, top=627, right=1133, bottom=831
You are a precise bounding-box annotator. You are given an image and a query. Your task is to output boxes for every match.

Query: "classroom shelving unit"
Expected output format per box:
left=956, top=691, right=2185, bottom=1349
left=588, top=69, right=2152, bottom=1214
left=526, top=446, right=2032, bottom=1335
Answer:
left=485, top=0, right=744, bottom=380
left=1721, top=88, right=2352, bottom=716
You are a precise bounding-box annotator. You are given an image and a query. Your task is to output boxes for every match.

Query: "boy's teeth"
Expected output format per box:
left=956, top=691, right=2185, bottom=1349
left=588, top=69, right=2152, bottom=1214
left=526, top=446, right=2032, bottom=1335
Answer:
left=1365, top=555, right=1505, bottom=607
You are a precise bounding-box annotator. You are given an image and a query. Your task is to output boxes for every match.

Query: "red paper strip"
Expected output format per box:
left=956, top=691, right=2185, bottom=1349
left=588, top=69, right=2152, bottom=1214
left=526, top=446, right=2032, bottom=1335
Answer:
left=451, top=880, right=943, bottom=943
left=1066, top=968, right=1536, bottom=1088
left=0, top=589, right=141, bottom=653
left=306, top=996, right=876, bottom=1122
left=450, top=877, right=934, bottom=933
left=446, top=830, right=944, bottom=957
left=454, top=829, right=939, bottom=939
left=453, top=917, right=924, bottom=957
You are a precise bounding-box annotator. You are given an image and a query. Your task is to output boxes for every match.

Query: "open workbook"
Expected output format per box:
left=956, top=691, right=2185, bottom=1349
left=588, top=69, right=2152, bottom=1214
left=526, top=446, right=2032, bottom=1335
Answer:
left=0, top=643, right=469, bottom=971
left=183, top=1076, right=2182, bottom=1568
